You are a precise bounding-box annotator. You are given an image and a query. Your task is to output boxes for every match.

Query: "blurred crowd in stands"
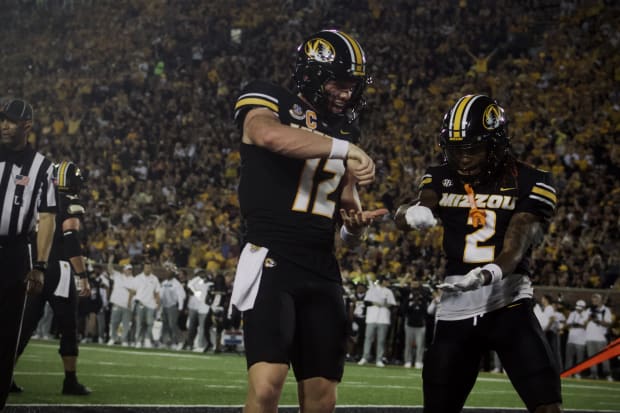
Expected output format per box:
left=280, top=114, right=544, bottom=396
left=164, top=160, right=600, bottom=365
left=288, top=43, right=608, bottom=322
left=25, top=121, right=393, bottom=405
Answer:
left=1, top=0, right=619, bottom=358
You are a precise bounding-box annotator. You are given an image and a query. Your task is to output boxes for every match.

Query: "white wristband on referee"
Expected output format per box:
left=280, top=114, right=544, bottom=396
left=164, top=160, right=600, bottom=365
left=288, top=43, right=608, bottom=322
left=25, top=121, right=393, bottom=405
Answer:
left=481, top=263, right=502, bottom=284
left=329, top=138, right=349, bottom=159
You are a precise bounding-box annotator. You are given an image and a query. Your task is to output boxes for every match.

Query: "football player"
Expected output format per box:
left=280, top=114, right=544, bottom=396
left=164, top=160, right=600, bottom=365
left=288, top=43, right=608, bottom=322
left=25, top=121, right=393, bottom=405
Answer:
left=395, top=95, right=562, bottom=413
left=231, top=29, right=387, bottom=413
left=13, top=161, right=91, bottom=395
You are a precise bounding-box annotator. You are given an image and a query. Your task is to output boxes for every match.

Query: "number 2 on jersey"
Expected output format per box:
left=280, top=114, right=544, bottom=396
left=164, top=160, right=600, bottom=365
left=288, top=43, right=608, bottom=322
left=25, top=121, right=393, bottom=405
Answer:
left=291, top=159, right=344, bottom=218
left=463, top=210, right=496, bottom=263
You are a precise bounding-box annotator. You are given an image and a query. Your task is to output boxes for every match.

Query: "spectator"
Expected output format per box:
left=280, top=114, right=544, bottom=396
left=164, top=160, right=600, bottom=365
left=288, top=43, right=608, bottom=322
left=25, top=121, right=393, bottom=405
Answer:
left=585, top=293, right=614, bottom=381
left=159, top=263, right=186, bottom=350
left=358, top=276, right=397, bottom=367
left=400, top=274, right=432, bottom=369
left=106, top=261, right=137, bottom=346
left=185, top=269, right=212, bottom=352
left=564, top=299, right=588, bottom=378
left=133, top=262, right=161, bottom=348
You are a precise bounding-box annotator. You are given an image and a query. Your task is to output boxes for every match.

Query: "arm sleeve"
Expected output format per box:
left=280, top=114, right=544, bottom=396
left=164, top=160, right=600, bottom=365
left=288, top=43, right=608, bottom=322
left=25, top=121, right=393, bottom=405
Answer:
left=38, top=161, right=57, bottom=213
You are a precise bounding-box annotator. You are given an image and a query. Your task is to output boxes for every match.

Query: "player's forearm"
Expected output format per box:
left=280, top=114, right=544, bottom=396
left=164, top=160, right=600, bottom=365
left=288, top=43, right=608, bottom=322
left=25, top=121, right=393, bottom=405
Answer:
left=494, top=212, right=543, bottom=276
left=69, top=255, right=87, bottom=274
left=244, top=112, right=340, bottom=159
left=36, top=212, right=56, bottom=262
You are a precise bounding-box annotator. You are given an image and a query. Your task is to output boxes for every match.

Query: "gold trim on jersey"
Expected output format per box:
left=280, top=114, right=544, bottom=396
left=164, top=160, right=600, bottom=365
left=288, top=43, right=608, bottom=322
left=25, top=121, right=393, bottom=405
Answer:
left=234, top=97, right=279, bottom=113
left=531, top=186, right=557, bottom=204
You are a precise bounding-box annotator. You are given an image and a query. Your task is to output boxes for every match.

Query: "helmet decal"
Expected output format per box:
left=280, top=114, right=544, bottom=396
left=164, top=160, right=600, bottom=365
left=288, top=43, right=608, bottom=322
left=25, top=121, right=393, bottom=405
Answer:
left=483, top=104, right=501, bottom=130
left=305, top=38, right=336, bottom=63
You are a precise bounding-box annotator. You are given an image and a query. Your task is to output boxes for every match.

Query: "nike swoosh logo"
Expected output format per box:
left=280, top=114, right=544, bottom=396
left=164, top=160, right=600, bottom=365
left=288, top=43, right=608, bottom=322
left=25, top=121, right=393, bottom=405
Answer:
left=340, top=130, right=351, bottom=135
left=500, top=187, right=516, bottom=191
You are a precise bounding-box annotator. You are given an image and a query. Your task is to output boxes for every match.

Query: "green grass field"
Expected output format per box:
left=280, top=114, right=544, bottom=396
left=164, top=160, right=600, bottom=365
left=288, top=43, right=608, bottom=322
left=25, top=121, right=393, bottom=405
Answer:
left=7, top=340, right=620, bottom=411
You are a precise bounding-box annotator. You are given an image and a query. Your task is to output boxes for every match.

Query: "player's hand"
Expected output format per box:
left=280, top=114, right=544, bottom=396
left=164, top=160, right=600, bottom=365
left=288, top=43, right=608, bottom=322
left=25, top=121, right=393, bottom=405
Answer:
left=25, top=269, right=45, bottom=296
left=346, top=144, right=375, bottom=186
left=340, top=208, right=389, bottom=234
left=79, top=277, right=91, bottom=297
left=405, top=205, right=437, bottom=230
left=437, top=267, right=485, bottom=292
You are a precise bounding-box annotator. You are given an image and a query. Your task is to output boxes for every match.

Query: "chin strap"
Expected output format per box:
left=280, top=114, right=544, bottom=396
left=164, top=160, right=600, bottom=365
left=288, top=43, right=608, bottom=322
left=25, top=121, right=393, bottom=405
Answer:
left=464, top=183, right=486, bottom=228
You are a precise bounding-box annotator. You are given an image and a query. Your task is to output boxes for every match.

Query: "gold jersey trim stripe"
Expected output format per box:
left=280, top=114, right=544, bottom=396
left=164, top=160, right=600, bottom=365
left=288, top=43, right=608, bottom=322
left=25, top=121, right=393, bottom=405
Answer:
left=234, top=97, right=279, bottom=112
left=531, top=186, right=557, bottom=203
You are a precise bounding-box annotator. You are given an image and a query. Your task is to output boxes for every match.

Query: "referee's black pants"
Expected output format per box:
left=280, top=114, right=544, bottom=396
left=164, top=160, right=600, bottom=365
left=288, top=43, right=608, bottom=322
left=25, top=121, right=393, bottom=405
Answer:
left=0, top=240, right=30, bottom=409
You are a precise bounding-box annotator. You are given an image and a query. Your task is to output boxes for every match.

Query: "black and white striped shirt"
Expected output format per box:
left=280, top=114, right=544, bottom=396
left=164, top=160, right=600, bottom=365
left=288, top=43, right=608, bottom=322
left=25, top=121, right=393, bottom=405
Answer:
left=0, top=149, right=56, bottom=237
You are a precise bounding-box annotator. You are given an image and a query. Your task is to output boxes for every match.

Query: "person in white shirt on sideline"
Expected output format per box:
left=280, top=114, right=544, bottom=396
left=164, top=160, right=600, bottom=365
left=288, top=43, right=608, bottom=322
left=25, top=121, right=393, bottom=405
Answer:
left=186, top=269, right=213, bottom=352
left=133, top=261, right=161, bottom=348
left=159, top=262, right=186, bottom=350
left=585, top=293, right=614, bottom=381
left=358, top=276, right=397, bottom=367
left=534, top=294, right=561, bottom=368
left=107, top=260, right=137, bottom=346
left=564, top=299, right=588, bottom=378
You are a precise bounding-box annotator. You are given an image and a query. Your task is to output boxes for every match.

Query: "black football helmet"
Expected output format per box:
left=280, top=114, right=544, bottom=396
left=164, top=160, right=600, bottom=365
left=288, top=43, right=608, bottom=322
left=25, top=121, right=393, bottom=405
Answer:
left=293, top=29, right=369, bottom=121
left=54, top=161, right=84, bottom=194
left=439, top=94, right=510, bottom=183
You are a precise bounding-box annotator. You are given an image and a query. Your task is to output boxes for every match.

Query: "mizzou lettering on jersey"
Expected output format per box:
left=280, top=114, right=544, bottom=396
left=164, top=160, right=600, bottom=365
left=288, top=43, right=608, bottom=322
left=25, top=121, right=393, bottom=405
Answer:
left=421, top=162, right=557, bottom=275
left=439, top=193, right=516, bottom=210
left=233, top=81, right=360, bottom=269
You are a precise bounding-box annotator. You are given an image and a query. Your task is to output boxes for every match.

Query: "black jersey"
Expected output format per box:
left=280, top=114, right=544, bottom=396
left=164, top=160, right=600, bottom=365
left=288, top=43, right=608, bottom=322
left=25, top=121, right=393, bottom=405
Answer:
left=420, top=161, right=557, bottom=276
left=48, top=192, right=85, bottom=263
left=233, top=81, right=359, bottom=266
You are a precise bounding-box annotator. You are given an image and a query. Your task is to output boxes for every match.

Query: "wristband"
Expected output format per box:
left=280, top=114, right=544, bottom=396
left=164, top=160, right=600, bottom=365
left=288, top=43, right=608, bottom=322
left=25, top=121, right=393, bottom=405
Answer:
left=75, top=271, right=88, bottom=279
left=481, top=263, right=502, bottom=285
left=329, top=138, right=349, bottom=159
left=33, top=261, right=48, bottom=272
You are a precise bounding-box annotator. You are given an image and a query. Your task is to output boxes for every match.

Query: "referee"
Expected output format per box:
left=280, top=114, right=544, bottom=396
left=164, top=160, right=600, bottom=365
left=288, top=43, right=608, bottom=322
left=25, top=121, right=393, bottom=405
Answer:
left=0, top=99, right=56, bottom=409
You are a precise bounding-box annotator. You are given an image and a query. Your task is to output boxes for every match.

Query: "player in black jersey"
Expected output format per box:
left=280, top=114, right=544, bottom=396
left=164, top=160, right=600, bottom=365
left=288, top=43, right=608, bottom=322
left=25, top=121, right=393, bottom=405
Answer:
left=231, top=30, right=387, bottom=413
left=395, top=95, right=562, bottom=413
left=12, top=161, right=92, bottom=396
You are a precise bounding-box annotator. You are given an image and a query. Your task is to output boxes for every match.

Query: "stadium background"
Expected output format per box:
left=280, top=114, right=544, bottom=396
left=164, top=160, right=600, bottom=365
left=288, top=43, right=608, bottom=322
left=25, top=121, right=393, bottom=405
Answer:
left=1, top=0, right=619, bottom=411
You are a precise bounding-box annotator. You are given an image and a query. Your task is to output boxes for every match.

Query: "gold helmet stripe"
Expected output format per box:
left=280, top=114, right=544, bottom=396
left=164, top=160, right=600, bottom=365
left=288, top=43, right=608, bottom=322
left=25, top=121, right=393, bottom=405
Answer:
left=449, top=95, right=480, bottom=140
left=58, top=161, right=69, bottom=188
left=333, top=30, right=366, bottom=76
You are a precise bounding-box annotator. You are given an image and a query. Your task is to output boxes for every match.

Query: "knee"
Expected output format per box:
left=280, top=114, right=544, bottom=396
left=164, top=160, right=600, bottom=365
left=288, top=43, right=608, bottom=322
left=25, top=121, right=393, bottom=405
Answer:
left=312, top=391, right=337, bottom=413
left=300, top=384, right=337, bottom=413
left=249, top=381, right=282, bottom=409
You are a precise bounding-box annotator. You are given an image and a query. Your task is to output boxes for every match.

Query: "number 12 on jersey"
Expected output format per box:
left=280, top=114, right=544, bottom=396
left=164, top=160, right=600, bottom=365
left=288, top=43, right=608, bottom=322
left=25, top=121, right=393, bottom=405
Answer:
left=291, top=159, right=345, bottom=218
